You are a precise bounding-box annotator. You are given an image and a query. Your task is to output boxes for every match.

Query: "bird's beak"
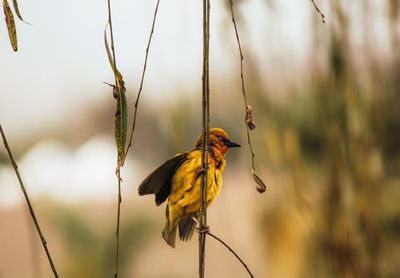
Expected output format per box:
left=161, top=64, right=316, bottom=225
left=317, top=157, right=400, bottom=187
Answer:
left=224, top=139, right=241, bottom=148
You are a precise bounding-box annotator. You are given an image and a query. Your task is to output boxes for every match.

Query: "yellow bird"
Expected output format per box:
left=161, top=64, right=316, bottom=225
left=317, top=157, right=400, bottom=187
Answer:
left=138, top=128, right=240, bottom=248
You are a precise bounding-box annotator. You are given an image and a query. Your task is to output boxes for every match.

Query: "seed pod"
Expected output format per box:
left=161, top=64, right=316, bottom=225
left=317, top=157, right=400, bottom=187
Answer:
left=252, top=169, right=266, bottom=193
left=245, top=105, right=256, bottom=130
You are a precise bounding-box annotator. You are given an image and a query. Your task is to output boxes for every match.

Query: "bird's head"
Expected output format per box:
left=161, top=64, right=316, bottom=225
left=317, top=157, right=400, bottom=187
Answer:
left=195, top=128, right=241, bottom=155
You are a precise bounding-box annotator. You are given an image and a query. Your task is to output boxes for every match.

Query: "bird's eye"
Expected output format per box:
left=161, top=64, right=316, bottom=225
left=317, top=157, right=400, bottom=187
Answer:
left=218, top=136, right=224, bottom=141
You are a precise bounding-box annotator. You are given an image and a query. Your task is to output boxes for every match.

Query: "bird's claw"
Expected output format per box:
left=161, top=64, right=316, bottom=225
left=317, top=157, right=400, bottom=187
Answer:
left=198, top=167, right=208, bottom=175
left=195, top=225, right=210, bottom=234
left=191, top=216, right=200, bottom=224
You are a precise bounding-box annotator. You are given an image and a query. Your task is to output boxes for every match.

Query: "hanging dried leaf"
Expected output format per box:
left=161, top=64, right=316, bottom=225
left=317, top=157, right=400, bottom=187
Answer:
left=104, top=22, right=128, bottom=167
left=245, top=105, right=256, bottom=130
left=252, top=169, right=266, bottom=193
left=3, top=0, right=17, bottom=51
left=115, top=88, right=128, bottom=166
left=12, top=0, right=29, bottom=24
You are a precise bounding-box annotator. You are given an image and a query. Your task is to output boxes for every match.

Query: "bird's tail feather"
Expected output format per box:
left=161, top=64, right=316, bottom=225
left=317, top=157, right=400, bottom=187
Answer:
left=179, top=214, right=197, bottom=241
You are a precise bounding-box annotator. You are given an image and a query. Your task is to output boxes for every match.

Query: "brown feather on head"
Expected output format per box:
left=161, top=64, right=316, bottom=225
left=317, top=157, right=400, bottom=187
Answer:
left=195, top=128, right=240, bottom=155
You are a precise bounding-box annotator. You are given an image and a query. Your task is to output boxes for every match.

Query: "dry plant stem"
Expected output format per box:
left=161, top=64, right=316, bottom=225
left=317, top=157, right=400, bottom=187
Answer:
left=0, top=124, right=59, bottom=278
left=199, top=0, right=210, bottom=277
left=310, top=0, right=326, bottom=23
left=228, top=0, right=256, bottom=171
left=125, top=0, right=161, bottom=158
left=26, top=211, right=42, bottom=278
left=114, top=171, right=122, bottom=278
left=106, top=0, right=122, bottom=276
left=206, top=231, right=255, bottom=278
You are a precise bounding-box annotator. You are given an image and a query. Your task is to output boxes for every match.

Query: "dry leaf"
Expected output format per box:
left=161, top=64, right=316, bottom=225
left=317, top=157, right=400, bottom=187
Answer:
left=3, top=0, right=17, bottom=51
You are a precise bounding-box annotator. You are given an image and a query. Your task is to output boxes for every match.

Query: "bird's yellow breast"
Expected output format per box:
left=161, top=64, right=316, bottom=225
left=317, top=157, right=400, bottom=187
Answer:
left=167, top=149, right=225, bottom=228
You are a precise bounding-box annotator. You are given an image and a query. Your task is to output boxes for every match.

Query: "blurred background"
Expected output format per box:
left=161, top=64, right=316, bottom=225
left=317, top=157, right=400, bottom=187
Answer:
left=1, top=0, right=400, bottom=277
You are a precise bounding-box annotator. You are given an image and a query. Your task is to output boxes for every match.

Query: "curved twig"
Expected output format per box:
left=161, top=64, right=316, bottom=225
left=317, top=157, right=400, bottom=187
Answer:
left=196, top=229, right=255, bottom=278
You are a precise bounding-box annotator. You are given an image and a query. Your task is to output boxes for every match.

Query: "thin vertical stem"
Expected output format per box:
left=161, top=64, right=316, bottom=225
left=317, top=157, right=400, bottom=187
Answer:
left=0, top=124, right=59, bottom=278
left=206, top=0, right=210, bottom=122
left=106, top=0, right=122, bottom=277
left=114, top=172, right=122, bottom=278
left=199, top=0, right=210, bottom=277
left=125, top=0, right=161, bottom=158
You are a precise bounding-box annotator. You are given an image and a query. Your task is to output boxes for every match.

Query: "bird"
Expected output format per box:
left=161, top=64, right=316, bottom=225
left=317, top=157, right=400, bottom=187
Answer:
left=138, top=128, right=240, bottom=248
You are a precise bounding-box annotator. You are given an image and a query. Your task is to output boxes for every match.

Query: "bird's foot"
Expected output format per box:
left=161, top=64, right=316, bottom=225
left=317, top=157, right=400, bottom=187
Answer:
left=191, top=216, right=200, bottom=224
left=191, top=216, right=209, bottom=233
left=198, top=167, right=208, bottom=175
left=195, top=225, right=210, bottom=234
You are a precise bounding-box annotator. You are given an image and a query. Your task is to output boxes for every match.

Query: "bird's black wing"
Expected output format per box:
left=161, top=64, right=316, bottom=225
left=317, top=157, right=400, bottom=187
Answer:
left=138, top=153, right=187, bottom=206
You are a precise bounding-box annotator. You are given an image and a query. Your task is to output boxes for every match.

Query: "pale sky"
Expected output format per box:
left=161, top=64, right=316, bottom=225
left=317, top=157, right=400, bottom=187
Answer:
left=0, top=0, right=312, bottom=137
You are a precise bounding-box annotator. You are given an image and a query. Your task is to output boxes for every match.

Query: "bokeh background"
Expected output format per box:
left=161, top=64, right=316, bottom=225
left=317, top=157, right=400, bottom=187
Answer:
left=1, top=0, right=400, bottom=277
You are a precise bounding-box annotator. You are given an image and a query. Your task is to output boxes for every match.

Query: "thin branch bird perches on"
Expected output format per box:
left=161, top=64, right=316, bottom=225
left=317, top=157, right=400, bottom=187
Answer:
left=199, top=0, right=211, bottom=277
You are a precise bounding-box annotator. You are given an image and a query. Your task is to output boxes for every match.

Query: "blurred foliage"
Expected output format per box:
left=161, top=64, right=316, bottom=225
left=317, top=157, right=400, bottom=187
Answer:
left=258, top=1, right=400, bottom=277
left=47, top=203, right=156, bottom=277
